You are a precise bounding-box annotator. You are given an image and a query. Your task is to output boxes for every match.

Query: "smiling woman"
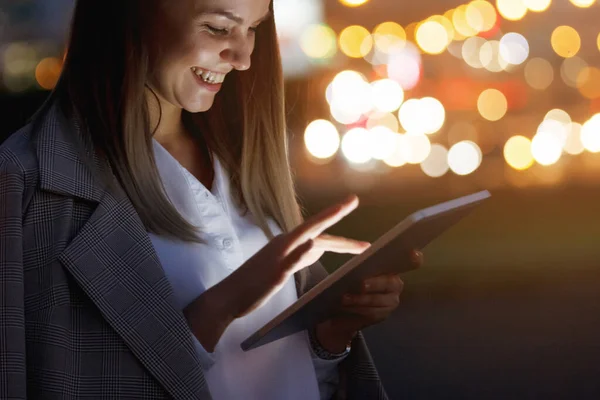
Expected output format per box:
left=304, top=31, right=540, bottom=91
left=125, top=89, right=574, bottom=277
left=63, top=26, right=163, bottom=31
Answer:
left=0, top=0, right=408, bottom=399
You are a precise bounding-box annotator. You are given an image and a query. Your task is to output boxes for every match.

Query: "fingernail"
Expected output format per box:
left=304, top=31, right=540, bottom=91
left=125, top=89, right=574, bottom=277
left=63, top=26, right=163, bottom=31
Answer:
left=343, top=294, right=352, bottom=303
left=363, top=283, right=371, bottom=291
left=411, top=249, right=422, bottom=263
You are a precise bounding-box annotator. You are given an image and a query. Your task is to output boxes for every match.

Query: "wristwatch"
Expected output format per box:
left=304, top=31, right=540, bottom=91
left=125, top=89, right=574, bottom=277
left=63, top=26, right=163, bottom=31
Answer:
left=308, top=327, right=352, bottom=360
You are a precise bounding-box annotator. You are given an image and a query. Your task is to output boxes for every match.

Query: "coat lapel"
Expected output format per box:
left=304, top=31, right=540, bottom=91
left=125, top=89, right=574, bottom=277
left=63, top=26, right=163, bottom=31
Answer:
left=35, top=102, right=210, bottom=399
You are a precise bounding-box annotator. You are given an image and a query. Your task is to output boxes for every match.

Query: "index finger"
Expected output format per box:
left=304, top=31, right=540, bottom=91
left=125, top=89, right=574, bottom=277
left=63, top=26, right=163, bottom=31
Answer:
left=287, top=195, right=359, bottom=252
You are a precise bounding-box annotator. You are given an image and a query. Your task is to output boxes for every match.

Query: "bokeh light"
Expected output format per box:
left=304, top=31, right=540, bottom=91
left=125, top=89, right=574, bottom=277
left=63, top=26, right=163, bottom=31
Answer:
left=369, top=126, right=399, bottom=160
left=420, top=144, right=450, bottom=177
left=387, top=42, right=422, bottom=90
left=367, top=112, right=400, bottom=132
left=496, top=0, right=528, bottom=21
left=569, top=0, right=596, bottom=7
left=341, top=128, right=372, bottom=163
left=531, top=120, right=567, bottom=165
left=524, top=57, right=554, bottom=90
left=462, top=36, right=487, bottom=68
left=398, top=99, right=426, bottom=133
left=544, top=109, right=572, bottom=127
left=560, top=56, right=588, bottom=88
left=304, top=120, right=341, bottom=160
left=448, top=141, right=483, bottom=175
left=499, top=32, right=529, bottom=65
left=453, top=4, right=479, bottom=37
left=524, top=0, right=552, bottom=12
left=35, top=57, right=62, bottom=90
left=371, top=79, right=405, bottom=113
left=480, top=40, right=505, bottom=72
left=466, top=0, right=498, bottom=33
left=300, top=24, right=337, bottom=59
left=339, top=25, right=373, bottom=58
left=563, top=122, right=585, bottom=155
left=329, top=70, right=373, bottom=124
left=504, top=136, right=535, bottom=170
left=477, top=89, right=508, bottom=121
left=420, top=97, right=446, bottom=134
left=403, top=133, right=432, bottom=164
left=373, top=22, right=407, bottom=53
left=551, top=25, right=581, bottom=58
left=339, top=0, right=370, bottom=6
left=577, top=67, right=600, bottom=99
left=416, top=20, right=450, bottom=55
left=581, top=114, right=600, bottom=152
left=383, top=134, right=408, bottom=167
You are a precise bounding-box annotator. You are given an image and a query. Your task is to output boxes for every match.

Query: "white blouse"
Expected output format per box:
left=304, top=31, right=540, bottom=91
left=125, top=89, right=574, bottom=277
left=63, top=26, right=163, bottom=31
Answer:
left=148, top=139, right=344, bottom=400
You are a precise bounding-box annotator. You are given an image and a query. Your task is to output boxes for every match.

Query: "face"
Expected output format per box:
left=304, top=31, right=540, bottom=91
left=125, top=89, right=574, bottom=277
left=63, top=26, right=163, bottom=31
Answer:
left=147, top=0, right=271, bottom=114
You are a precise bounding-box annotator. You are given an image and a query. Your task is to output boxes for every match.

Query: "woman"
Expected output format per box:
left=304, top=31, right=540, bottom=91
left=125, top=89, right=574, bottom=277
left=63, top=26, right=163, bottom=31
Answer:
left=0, top=0, right=422, bottom=399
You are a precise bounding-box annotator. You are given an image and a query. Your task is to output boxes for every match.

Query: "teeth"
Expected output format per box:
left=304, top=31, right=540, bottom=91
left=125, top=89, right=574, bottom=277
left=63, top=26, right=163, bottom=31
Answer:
left=192, top=67, right=225, bottom=84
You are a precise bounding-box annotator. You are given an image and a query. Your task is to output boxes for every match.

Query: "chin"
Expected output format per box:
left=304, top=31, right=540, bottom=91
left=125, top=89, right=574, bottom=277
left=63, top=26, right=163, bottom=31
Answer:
left=184, top=98, right=215, bottom=113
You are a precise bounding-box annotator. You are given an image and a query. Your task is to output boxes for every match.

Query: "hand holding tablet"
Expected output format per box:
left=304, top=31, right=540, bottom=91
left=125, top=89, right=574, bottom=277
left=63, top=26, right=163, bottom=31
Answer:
left=241, top=190, right=491, bottom=351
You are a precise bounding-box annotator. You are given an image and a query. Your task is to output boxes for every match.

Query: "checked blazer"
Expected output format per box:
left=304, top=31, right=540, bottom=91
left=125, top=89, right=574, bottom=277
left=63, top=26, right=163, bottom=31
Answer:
left=0, top=101, right=389, bottom=399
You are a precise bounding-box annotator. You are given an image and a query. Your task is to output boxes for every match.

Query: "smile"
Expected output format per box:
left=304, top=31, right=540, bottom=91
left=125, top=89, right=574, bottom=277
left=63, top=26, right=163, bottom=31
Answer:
left=191, top=67, right=226, bottom=84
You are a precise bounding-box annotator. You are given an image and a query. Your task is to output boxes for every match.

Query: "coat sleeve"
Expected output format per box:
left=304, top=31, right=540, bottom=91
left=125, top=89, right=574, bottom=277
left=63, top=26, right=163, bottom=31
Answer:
left=0, top=157, right=27, bottom=399
left=299, top=262, right=389, bottom=400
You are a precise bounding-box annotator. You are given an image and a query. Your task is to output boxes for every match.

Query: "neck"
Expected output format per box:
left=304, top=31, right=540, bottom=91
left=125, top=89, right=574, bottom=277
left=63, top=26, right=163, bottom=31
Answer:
left=146, top=87, right=186, bottom=145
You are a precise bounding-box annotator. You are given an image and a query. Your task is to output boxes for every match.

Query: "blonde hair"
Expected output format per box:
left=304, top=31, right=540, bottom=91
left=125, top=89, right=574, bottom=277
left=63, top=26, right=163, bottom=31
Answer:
left=47, top=0, right=303, bottom=243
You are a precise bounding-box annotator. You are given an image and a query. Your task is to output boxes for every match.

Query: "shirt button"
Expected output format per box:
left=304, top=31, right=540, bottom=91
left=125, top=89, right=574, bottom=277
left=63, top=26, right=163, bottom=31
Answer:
left=222, top=238, right=233, bottom=249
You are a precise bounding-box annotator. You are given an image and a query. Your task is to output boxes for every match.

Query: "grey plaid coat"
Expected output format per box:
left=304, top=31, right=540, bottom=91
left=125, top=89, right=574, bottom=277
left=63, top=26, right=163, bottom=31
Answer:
left=0, top=102, right=388, bottom=399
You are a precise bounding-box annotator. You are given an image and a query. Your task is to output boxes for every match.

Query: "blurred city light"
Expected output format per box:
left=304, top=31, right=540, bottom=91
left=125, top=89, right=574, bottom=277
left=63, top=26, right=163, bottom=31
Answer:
left=560, top=56, right=588, bottom=88
left=563, top=122, right=585, bottom=155
left=416, top=20, right=450, bottom=55
left=465, top=0, right=498, bottom=33
left=480, top=40, right=506, bottom=72
left=462, top=36, right=487, bottom=68
left=581, top=114, right=600, bottom=152
left=544, top=109, right=572, bottom=127
left=366, top=112, right=400, bottom=132
left=35, top=57, right=62, bottom=90
left=524, top=57, right=554, bottom=90
left=329, top=70, right=373, bottom=124
left=371, top=79, right=405, bottom=113
left=524, top=0, right=552, bottom=12
left=419, top=97, right=446, bottom=134
left=551, top=25, right=581, bottom=58
left=339, top=25, right=373, bottom=58
left=304, top=119, right=341, bottom=160
left=386, top=42, right=422, bottom=90
left=373, top=22, right=407, bottom=53
left=339, top=0, right=370, bottom=6
left=448, top=141, right=483, bottom=175
left=341, top=128, right=372, bottom=163
left=478, top=89, right=508, bottom=121
left=499, top=32, right=529, bottom=65
left=452, top=5, right=479, bottom=37
left=568, top=0, right=596, bottom=7
left=420, top=143, right=450, bottom=177
left=403, top=132, right=432, bottom=164
left=383, top=134, right=408, bottom=167
left=398, top=98, right=426, bottom=133
left=496, top=0, right=528, bottom=21
left=577, top=67, right=600, bottom=99
left=531, top=120, right=566, bottom=165
left=504, top=135, right=535, bottom=170
left=300, top=24, right=337, bottom=59
left=369, top=125, right=398, bottom=160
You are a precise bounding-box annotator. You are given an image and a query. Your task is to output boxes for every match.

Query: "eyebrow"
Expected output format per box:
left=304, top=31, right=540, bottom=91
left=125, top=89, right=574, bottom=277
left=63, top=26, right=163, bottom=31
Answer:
left=199, top=9, right=273, bottom=25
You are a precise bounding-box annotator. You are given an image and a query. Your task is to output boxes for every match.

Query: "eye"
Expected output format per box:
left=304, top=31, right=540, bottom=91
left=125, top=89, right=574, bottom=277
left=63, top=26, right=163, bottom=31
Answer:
left=205, top=25, right=230, bottom=36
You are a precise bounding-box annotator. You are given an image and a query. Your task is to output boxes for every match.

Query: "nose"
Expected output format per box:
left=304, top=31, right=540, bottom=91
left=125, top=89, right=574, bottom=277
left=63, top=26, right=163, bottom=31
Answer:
left=221, top=34, right=254, bottom=71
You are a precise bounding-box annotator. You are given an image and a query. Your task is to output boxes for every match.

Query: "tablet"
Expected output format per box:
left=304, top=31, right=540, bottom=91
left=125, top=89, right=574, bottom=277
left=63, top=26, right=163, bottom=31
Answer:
left=241, top=190, right=491, bottom=351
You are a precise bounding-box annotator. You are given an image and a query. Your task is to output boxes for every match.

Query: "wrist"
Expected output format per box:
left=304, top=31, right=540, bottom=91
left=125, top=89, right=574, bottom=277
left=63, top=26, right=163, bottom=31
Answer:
left=315, top=319, right=357, bottom=354
left=184, top=282, right=236, bottom=352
